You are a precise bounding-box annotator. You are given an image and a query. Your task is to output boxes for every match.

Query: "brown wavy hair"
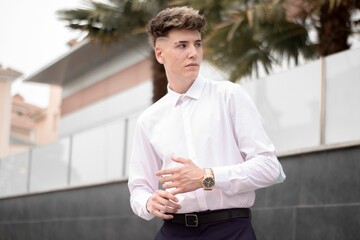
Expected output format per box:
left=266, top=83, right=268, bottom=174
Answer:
left=146, top=6, right=207, bottom=47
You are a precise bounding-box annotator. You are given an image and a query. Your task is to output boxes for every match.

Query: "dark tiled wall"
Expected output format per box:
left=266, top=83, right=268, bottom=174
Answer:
left=252, top=145, right=360, bottom=240
left=0, top=145, right=359, bottom=240
left=0, top=182, right=162, bottom=240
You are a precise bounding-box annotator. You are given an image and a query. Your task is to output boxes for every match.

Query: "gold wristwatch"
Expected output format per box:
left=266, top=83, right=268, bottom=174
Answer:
left=202, top=168, right=215, bottom=190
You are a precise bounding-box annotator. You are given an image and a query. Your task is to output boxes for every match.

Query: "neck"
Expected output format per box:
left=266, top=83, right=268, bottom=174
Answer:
left=168, top=77, right=196, bottom=94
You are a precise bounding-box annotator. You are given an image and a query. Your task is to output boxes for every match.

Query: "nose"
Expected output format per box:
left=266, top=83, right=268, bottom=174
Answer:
left=188, top=45, right=198, bottom=59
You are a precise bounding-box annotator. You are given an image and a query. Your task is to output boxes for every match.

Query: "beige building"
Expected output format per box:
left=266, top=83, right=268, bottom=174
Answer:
left=25, top=37, right=154, bottom=139
left=0, top=65, right=61, bottom=158
left=0, top=65, right=22, bottom=158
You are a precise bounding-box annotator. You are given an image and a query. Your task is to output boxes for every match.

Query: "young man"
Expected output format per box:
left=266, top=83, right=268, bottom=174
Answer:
left=128, top=6, right=286, bottom=240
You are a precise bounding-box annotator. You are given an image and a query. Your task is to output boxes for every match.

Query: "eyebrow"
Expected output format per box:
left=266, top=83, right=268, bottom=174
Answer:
left=175, top=39, right=202, bottom=45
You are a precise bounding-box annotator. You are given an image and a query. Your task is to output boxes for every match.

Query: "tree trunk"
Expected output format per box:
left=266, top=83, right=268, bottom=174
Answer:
left=317, top=0, right=351, bottom=56
left=151, top=54, right=168, bottom=103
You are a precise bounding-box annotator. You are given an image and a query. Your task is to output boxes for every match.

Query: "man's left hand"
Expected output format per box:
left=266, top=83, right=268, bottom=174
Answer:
left=156, top=157, right=203, bottom=195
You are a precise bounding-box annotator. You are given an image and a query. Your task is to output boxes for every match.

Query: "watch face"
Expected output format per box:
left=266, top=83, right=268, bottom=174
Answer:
left=203, top=177, right=215, bottom=188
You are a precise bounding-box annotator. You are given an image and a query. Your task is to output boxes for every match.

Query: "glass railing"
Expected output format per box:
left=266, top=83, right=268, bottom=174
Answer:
left=241, top=59, right=322, bottom=152
left=0, top=152, right=29, bottom=197
left=241, top=47, right=360, bottom=152
left=70, top=119, right=126, bottom=186
left=0, top=48, right=359, bottom=198
left=0, top=113, right=140, bottom=198
left=30, top=138, right=71, bottom=192
left=324, top=49, right=360, bottom=144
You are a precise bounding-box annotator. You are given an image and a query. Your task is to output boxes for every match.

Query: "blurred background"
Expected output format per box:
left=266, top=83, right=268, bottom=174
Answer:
left=1, top=0, right=82, bottom=107
left=0, top=0, right=359, bottom=239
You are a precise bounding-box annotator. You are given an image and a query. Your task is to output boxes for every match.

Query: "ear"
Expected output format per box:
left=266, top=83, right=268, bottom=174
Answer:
left=155, top=46, right=164, bottom=64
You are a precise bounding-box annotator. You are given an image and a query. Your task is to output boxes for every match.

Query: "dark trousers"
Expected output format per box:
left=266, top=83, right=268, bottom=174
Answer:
left=154, top=217, right=257, bottom=240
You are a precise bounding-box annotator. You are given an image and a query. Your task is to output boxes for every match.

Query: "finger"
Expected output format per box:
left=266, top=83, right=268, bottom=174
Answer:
left=158, top=174, right=173, bottom=183
left=157, top=200, right=181, bottom=213
left=154, top=210, right=174, bottom=220
left=159, top=190, right=179, bottom=203
left=153, top=190, right=179, bottom=206
left=170, top=187, right=186, bottom=195
left=157, top=192, right=181, bottom=211
left=171, top=156, right=188, bottom=164
left=151, top=196, right=181, bottom=219
left=162, top=181, right=176, bottom=190
left=148, top=197, right=175, bottom=215
left=156, top=168, right=176, bottom=176
left=166, top=200, right=181, bottom=211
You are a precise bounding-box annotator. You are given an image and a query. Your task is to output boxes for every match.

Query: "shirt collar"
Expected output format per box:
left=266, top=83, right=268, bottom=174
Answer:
left=167, top=76, right=206, bottom=107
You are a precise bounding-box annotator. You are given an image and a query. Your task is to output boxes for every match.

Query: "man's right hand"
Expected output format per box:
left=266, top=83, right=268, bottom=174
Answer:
left=146, top=190, right=181, bottom=219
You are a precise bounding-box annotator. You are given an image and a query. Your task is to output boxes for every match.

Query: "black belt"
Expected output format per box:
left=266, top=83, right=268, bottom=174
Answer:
left=165, top=208, right=251, bottom=227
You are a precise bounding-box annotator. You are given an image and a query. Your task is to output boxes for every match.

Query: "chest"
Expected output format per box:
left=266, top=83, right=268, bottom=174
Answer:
left=146, top=96, right=234, bottom=162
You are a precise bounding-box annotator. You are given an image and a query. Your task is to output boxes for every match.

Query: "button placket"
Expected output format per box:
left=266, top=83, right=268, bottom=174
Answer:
left=181, top=97, right=208, bottom=211
left=181, top=97, right=193, bottom=159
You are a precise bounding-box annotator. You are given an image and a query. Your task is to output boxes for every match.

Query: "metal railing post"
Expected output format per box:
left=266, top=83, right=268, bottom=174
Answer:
left=67, top=136, right=73, bottom=187
left=320, top=57, right=326, bottom=145
left=27, top=149, right=32, bottom=193
left=122, top=118, right=129, bottom=178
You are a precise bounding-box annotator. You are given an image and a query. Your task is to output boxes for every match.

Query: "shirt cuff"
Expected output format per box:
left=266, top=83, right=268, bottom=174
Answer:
left=211, top=166, right=232, bottom=190
left=132, top=192, right=155, bottom=221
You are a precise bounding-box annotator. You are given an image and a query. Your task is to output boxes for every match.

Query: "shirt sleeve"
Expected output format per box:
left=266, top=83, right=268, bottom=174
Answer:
left=127, top=118, right=161, bottom=220
left=212, top=85, right=286, bottom=195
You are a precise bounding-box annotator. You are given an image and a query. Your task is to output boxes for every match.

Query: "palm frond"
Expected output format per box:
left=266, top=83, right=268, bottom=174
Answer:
left=57, top=0, right=160, bottom=44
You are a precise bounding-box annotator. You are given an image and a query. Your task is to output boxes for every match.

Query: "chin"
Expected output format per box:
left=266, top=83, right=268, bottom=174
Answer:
left=185, top=72, right=199, bottom=81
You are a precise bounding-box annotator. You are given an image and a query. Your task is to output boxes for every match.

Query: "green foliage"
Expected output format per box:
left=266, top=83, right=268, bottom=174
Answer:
left=57, top=0, right=359, bottom=82
left=57, top=0, right=162, bottom=43
left=173, top=0, right=317, bottom=81
left=175, top=0, right=358, bottom=81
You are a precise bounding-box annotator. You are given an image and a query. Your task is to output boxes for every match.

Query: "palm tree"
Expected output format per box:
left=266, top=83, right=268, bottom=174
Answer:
left=57, top=0, right=160, bottom=42
left=58, top=0, right=360, bottom=101
left=173, top=0, right=360, bottom=81
left=282, top=0, right=360, bottom=56
left=316, top=0, right=359, bottom=56
left=57, top=0, right=168, bottom=102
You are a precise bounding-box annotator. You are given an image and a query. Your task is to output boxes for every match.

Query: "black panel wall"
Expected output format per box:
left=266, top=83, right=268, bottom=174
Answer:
left=0, top=145, right=359, bottom=240
left=0, top=182, right=162, bottom=240
left=252, top=145, right=360, bottom=240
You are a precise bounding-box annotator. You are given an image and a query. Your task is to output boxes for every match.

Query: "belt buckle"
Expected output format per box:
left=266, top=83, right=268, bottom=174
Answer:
left=185, top=214, right=198, bottom=227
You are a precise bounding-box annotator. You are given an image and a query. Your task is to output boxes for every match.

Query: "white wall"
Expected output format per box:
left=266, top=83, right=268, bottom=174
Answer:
left=60, top=80, right=152, bottom=138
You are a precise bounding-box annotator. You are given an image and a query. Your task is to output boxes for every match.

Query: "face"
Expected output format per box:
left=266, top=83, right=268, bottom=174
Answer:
left=155, top=29, right=203, bottom=92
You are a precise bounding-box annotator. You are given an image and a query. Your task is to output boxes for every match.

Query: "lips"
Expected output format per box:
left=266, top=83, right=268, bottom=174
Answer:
left=185, top=63, right=199, bottom=67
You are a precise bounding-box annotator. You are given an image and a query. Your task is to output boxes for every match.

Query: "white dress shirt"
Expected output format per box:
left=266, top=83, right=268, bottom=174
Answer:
left=128, top=76, right=286, bottom=220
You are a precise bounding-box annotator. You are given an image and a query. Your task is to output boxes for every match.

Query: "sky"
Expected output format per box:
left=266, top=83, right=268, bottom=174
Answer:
left=0, top=0, right=83, bottom=107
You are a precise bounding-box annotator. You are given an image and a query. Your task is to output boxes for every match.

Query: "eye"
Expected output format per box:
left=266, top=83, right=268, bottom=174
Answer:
left=178, top=43, right=186, bottom=49
left=195, top=42, right=202, bottom=48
